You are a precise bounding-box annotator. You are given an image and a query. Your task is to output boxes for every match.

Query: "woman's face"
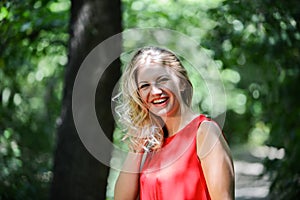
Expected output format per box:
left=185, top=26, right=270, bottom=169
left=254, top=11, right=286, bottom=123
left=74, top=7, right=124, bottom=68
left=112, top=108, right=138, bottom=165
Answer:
left=136, top=64, right=183, bottom=118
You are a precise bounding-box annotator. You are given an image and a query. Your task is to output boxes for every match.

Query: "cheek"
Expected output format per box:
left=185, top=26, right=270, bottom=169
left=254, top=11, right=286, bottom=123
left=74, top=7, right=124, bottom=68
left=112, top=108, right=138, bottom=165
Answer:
left=164, top=82, right=180, bottom=97
left=139, top=90, right=149, bottom=103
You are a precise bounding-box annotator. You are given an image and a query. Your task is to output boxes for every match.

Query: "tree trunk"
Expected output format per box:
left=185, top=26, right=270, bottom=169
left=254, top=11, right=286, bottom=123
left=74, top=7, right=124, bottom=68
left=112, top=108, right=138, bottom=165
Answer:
left=50, top=0, right=121, bottom=199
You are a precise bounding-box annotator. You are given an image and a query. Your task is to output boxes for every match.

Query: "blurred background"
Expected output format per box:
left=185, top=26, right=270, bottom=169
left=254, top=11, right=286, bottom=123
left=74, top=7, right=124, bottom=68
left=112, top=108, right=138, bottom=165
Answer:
left=1, top=0, right=299, bottom=199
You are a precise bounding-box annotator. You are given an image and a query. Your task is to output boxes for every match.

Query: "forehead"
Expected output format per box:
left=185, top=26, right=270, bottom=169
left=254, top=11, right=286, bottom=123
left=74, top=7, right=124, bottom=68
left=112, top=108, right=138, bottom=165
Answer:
left=137, top=64, right=174, bottom=81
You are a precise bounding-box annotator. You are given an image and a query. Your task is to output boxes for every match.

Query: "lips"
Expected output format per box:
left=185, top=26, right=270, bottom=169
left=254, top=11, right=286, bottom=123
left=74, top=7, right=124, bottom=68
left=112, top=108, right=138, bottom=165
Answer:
left=151, top=97, right=169, bottom=105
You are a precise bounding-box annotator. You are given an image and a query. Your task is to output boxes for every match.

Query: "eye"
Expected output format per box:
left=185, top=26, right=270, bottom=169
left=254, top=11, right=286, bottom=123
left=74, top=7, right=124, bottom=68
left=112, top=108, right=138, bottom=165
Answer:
left=139, top=83, right=150, bottom=90
left=158, top=77, right=169, bottom=83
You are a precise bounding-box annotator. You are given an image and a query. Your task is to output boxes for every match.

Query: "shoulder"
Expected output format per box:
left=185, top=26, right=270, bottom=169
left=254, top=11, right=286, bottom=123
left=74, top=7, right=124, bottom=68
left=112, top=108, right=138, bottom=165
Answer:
left=197, top=120, right=222, bottom=145
left=196, top=120, right=224, bottom=159
left=198, top=120, right=222, bottom=135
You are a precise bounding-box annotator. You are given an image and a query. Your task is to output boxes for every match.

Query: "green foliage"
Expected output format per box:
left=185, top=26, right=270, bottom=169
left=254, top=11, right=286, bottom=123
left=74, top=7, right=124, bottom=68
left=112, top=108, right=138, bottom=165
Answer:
left=0, top=0, right=69, bottom=199
left=123, top=0, right=221, bottom=40
left=206, top=0, right=300, bottom=198
left=2, top=0, right=299, bottom=199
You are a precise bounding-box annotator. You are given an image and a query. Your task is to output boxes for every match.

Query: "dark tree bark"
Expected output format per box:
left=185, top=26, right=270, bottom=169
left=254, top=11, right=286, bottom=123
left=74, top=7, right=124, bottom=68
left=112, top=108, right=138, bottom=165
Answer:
left=50, top=0, right=121, bottom=199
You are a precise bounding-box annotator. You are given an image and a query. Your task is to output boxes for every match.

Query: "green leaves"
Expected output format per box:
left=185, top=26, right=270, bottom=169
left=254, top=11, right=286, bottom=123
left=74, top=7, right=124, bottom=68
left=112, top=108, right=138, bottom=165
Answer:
left=207, top=0, right=300, bottom=198
left=0, top=0, right=69, bottom=198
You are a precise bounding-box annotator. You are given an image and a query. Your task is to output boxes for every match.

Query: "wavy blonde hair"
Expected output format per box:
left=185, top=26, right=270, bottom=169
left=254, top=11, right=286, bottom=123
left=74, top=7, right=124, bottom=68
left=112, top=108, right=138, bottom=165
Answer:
left=115, top=46, right=193, bottom=152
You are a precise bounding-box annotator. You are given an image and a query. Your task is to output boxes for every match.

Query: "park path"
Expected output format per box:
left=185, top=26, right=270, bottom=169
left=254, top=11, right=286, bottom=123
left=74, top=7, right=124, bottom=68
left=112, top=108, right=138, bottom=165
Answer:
left=232, top=145, right=271, bottom=200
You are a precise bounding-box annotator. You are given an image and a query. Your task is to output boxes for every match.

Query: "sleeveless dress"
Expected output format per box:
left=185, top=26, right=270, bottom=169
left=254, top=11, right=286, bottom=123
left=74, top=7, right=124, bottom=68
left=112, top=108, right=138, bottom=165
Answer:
left=140, top=115, right=211, bottom=200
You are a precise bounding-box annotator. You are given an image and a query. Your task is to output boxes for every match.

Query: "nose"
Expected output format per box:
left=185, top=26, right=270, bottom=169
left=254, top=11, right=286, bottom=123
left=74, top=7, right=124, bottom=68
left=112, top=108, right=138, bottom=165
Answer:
left=150, top=84, right=162, bottom=95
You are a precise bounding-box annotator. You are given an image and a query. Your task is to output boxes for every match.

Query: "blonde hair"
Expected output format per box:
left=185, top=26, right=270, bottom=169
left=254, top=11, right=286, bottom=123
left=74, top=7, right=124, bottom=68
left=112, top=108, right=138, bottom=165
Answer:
left=115, top=46, right=193, bottom=152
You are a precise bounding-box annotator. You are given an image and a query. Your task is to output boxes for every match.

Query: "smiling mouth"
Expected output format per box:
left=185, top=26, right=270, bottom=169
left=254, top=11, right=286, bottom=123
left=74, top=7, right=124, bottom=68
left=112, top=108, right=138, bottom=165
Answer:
left=152, top=97, right=169, bottom=105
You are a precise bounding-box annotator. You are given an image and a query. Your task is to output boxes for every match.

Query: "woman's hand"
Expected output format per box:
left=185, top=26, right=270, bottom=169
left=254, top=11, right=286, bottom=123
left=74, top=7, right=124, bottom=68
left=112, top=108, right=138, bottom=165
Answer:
left=114, top=152, right=143, bottom=200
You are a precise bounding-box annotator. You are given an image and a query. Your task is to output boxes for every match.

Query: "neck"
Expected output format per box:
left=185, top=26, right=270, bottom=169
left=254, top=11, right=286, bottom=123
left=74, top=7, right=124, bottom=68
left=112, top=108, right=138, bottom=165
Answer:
left=163, top=107, right=197, bottom=137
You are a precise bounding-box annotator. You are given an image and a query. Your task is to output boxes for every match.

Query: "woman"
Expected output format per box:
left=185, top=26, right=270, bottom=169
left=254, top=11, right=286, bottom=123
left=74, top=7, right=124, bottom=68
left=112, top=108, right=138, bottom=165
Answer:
left=114, top=46, right=234, bottom=200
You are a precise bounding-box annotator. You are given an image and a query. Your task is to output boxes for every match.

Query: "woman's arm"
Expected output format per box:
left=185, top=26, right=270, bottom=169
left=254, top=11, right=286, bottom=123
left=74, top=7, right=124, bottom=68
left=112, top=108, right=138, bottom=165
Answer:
left=114, top=152, right=143, bottom=200
left=196, top=121, right=235, bottom=200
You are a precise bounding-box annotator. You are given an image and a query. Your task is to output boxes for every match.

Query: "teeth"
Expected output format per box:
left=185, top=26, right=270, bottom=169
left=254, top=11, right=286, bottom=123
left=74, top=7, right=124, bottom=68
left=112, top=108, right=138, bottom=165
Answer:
left=153, top=98, right=167, bottom=104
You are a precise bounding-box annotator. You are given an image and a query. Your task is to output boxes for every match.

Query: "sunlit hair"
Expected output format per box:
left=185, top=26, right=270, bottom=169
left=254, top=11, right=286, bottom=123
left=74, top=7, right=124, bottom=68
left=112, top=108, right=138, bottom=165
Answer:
left=114, top=46, right=193, bottom=152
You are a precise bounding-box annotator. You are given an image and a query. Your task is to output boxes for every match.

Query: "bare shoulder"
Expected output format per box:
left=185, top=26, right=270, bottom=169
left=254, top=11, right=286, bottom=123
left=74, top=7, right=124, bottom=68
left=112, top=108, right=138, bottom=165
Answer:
left=196, top=120, right=229, bottom=160
left=197, top=120, right=222, bottom=136
left=196, top=120, right=223, bottom=147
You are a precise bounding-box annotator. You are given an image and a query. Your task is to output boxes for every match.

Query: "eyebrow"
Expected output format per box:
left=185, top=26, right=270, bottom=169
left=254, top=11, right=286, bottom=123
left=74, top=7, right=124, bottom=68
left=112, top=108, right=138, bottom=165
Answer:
left=137, top=75, right=170, bottom=85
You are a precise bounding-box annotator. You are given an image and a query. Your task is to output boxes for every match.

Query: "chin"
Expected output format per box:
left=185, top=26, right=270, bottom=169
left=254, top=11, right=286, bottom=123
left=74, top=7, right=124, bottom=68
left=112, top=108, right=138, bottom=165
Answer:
left=150, top=111, right=167, bottom=118
left=151, top=109, right=179, bottom=119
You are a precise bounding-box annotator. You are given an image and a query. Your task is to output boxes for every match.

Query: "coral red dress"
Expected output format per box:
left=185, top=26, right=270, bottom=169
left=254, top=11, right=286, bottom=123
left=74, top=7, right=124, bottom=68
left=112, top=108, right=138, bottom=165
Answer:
left=140, top=115, right=211, bottom=200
